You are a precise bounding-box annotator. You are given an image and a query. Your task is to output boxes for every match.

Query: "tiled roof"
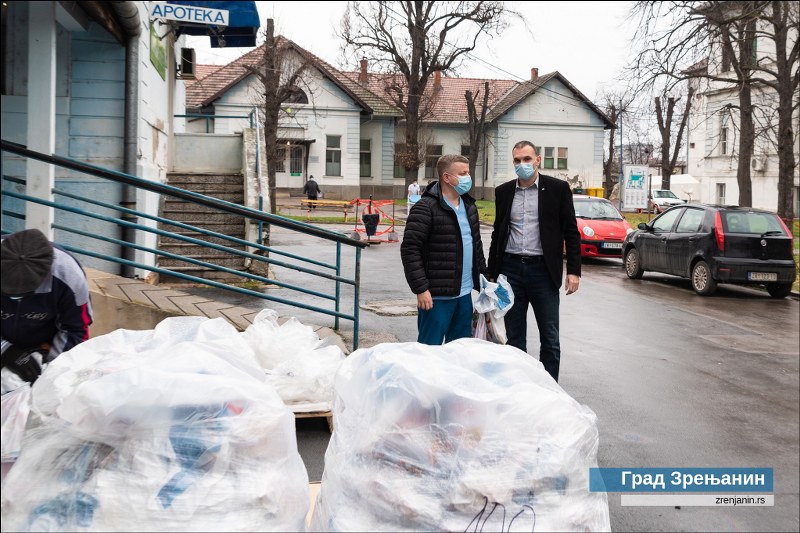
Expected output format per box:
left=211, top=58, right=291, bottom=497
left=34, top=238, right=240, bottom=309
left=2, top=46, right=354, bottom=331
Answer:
left=193, top=64, right=222, bottom=81
left=489, top=71, right=615, bottom=128
left=186, top=46, right=264, bottom=109
left=185, top=39, right=611, bottom=128
left=339, top=72, right=518, bottom=124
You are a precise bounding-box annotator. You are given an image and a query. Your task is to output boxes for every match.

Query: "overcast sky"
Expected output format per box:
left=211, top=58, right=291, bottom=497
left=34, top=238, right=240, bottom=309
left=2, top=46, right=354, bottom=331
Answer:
left=186, top=1, right=637, bottom=99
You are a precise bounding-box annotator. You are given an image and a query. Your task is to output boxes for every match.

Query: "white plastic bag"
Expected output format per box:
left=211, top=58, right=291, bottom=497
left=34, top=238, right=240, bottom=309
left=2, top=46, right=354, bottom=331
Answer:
left=310, top=339, right=610, bottom=532
left=2, top=316, right=310, bottom=532
left=472, top=274, right=513, bottom=344
left=1, top=384, right=31, bottom=464
left=473, top=274, right=514, bottom=317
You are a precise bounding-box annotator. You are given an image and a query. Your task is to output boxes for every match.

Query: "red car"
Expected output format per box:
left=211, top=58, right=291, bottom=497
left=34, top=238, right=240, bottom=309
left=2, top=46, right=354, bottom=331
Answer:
left=573, top=195, right=633, bottom=258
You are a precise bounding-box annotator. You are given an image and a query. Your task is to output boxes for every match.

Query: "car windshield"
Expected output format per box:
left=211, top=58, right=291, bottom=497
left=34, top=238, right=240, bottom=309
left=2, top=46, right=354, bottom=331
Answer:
left=722, top=211, right=787, bottom=234
left=573, top=199, right=623, bottom=220
left=653, top=190, right=679, bottom=199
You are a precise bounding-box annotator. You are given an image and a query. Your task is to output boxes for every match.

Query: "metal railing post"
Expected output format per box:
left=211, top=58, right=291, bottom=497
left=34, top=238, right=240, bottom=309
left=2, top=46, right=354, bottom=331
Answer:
left=335, top=242, right=341, bottom=331
left=353, top=247, right=362, bottom=350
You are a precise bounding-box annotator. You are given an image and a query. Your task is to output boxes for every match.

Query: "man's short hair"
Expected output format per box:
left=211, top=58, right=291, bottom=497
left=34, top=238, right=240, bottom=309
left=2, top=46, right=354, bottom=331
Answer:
left=512, top=140, right=537, bottom=154
left=436, top=154, right=469, bottom=179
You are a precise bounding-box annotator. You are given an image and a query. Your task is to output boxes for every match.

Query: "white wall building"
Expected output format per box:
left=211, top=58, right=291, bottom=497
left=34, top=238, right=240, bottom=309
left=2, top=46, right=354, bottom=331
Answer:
left=186, top=42, right=614, bottom=200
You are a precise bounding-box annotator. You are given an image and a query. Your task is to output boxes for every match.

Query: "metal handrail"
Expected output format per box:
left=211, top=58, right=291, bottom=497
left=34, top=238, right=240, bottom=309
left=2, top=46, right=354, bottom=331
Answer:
left=1, top=139, right=367, bottom=348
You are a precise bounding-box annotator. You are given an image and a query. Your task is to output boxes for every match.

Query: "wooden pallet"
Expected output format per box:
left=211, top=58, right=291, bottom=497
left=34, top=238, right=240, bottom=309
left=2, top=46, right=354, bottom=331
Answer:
left=294, top=410, right=333, bottom=433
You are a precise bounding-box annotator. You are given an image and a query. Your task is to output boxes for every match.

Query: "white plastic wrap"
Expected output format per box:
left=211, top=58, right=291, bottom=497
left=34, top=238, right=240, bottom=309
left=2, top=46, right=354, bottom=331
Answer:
left=310, top=339, right=610, bottom=532
left=241, top=309, right=345, bottom=408
left=1, top=316, right=310, bottom=532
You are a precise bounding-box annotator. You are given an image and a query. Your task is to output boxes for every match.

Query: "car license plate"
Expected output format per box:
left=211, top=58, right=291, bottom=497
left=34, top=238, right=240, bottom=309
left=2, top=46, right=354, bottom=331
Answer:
left=603, top=242, right=623, bottom=249
left=748, top=272, right=777, bottom=281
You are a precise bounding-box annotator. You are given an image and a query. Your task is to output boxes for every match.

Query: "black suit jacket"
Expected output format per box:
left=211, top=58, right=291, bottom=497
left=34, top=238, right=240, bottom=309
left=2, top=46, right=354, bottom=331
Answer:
left=488, top=174, right=581, bottom=288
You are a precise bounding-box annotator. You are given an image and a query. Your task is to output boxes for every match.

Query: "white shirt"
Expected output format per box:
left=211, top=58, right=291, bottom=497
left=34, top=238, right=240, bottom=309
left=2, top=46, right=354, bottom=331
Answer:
left=407, top=182, right=420, bottom=197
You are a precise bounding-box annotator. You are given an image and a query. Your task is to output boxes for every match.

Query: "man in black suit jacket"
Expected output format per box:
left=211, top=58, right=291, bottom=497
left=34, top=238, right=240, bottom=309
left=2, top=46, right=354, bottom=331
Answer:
left=488, top=141, right=581, bottom=382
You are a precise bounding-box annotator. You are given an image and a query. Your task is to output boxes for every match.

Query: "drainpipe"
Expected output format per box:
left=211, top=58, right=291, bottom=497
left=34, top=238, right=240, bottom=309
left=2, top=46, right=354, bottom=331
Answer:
left=109, top=2, right=141, bottom=277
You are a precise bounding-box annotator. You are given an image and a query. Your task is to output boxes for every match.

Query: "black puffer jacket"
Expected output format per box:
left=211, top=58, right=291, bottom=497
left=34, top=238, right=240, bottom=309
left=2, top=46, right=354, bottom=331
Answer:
left=401, top=181, right=487, bottom=296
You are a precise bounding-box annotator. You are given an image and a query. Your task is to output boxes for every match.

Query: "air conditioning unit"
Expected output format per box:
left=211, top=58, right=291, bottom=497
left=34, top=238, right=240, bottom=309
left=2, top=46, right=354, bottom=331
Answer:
left=751, top=157, right=765, bottom=172
left=178, top=48, right=196, bottom=79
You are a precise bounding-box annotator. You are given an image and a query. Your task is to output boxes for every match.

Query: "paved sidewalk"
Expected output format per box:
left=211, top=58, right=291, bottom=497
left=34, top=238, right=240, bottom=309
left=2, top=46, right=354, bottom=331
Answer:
left=85, top=268, right=349, bottom=353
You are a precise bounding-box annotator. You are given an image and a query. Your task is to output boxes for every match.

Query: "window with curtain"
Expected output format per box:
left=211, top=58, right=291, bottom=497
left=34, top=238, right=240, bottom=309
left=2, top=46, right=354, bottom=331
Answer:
left=557, top=147, right=568, bottom=170
left=425, top=145, right=443, bottom=180
left=360, top=139, right=371, bottom=177
left=326, top=135, right=341, bottom=176
left=543, top=147, right=555, bottom=169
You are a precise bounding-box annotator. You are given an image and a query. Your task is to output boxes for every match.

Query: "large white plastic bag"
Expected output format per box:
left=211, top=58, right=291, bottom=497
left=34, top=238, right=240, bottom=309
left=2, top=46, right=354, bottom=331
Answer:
left=241, top=309, right=345, bottom=407
left=1, top=316, right=310, bottom=532
left=310, top=339, right=610, bottom=532
left=1, top=384, right=31, bottom=463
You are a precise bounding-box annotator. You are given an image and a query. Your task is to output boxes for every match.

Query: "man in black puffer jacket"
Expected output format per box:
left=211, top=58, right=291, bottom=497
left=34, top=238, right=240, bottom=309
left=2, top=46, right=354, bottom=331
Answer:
left=401, top=154, right=487, bottom=345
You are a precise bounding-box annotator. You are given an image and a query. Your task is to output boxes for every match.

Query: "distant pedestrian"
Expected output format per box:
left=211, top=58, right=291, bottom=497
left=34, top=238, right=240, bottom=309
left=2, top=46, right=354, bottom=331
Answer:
left=303, top=175, right=322, bottom=209
left=407, top=180, right=420, bottom=200
left=401, top=154, right=487, bottom=345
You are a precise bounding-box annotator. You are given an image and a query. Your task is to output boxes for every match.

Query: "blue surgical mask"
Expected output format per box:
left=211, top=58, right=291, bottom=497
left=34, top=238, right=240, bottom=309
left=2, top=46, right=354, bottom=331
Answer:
left=454, top=175, right=472, bottom=195
left=515, top=163, right=535, bottom=180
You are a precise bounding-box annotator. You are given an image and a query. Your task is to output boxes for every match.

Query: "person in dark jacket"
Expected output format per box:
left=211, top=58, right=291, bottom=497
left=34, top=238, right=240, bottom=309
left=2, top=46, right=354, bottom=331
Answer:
left=401, top=154, right=487, bottom=345
left=1, top=229, right=93, bottom=384
left=303, top=175, right=322, bottom=208
left=488, top=141, right=580, bottom=382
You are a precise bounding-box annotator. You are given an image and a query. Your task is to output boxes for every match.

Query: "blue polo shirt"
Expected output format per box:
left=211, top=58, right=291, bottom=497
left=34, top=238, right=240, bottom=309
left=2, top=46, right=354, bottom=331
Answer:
left=434, top=195, right=473, bottom=299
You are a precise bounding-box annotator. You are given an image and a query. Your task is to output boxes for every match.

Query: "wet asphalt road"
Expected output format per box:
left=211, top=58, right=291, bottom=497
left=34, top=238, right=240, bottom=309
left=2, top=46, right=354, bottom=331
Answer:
left=183, top=223, right=799, bottom=532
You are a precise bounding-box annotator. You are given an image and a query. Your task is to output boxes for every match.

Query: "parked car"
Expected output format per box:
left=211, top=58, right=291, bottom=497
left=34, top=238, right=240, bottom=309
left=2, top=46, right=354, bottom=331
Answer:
left=573, top=195, right=634, bottom=258
left=622, top=204, right=797, bottom=297
left=649, top=189, right=686, bottom=213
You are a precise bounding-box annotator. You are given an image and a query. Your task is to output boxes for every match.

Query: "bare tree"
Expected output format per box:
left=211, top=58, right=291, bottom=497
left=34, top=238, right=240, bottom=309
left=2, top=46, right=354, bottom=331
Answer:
left=654, top=87, right=695, bottom=189
left=465, top=81, right=489, bottom=196
left=753, top=1, right=799, bottom=221
left=629, top=1, right=773, bottom=208
left=599, top=92, right=633, bottom=199
left=247, top=19, right=311, bottom=218
left=340, top=1, right=514, bottom=187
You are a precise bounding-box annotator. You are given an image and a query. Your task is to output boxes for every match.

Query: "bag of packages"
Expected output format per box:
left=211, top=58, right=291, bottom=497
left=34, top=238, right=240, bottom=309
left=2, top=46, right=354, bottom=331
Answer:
left=310, top=339, right=610, bottom=532
left=472, top=274, right=513, bottom=344
left=1, top=316, right=310, bottom=532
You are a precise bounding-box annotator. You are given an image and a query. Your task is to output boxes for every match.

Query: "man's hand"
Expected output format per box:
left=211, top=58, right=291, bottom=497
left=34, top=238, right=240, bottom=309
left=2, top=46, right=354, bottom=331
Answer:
left=1, top=346, right=43, bottom=384
left=565, top=274, right=580, bottom=295
left=416, top=290, right=433, bottom=311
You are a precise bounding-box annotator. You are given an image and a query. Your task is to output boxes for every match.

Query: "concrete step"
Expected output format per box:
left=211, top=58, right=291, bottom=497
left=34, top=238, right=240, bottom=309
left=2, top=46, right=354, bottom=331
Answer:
left=159, top=234, right=247, bottom=248
left=163, top=192, right=244, bottom=204
left=160, top=211, right=245, bottom=224
left=167, top=174, right=243, bottom=186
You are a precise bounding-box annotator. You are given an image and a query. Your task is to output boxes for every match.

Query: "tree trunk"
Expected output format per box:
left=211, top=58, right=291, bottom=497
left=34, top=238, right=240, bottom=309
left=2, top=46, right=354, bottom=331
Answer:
left=771, top=1, right=797, bottom=221
left=735, top=84, right=755, bottom=207
left=404, top=89, right=422, bottom=187
left=604, top=105, right=618, bottom=199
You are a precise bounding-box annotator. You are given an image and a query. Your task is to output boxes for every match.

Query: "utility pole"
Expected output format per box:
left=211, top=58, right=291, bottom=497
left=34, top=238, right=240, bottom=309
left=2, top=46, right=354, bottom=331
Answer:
left=618, top=99, right=624, bottom=211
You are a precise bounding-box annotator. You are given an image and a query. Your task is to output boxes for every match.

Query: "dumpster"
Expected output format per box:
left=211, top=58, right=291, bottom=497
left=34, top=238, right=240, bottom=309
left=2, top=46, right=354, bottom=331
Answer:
left=586, top=187, right=604, bottom=198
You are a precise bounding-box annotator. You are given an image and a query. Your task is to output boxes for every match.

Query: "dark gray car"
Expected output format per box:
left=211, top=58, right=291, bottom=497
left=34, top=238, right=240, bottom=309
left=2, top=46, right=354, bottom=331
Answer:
left=622, top=204, right=796, bottom=297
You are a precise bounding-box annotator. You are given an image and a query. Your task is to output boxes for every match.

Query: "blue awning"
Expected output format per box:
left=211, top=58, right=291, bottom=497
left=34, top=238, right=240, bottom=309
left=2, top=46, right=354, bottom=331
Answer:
left=167, top=1, right=260, bottom=48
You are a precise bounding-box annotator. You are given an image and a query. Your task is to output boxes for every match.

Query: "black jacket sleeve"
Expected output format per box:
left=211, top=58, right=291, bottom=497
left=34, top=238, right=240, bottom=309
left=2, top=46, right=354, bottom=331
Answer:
left=400, top=200, right=433, bottom=294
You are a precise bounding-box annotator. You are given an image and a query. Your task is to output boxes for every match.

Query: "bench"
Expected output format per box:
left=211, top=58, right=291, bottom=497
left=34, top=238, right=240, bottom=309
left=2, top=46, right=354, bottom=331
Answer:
left=300, top=199, right=354, bottom=221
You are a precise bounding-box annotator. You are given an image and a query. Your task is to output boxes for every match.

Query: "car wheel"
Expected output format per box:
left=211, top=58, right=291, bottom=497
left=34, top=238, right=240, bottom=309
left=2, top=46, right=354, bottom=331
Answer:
left=624, top=248, right=644, bottom=279
left=691, top=260, right=717, bottom=296
left=765, top=283, right=792, bottom=299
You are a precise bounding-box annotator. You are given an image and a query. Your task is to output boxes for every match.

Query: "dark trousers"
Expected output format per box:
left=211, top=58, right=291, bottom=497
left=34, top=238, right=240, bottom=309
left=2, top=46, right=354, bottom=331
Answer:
left=417, top=294, right=473, bottom=345
left=501, top=257, right=561, bottom=381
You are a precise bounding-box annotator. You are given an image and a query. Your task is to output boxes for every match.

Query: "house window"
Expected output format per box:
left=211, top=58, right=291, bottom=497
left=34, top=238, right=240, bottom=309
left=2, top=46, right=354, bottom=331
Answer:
left=424, top=145, right=443, bottom=180
left=394, top=143, right=407, bottom=179
left=689, top=142, right=695, bottom=149
left=720, top=127, right=728, bottom=155
left=274, top=148, right=286, bottom=173
left=326, top=135, right=341, bottom=176
left=751, top=37, right=758, bottom=64
left=557, top=147, right=568, bottom=170
left=359, top=139, right=371, bottom=178
left=543, top=147, right=555, bottom=169
left=716, top=183, right=726, bottom=205
left=285, top=86, right=308, bottom=104
left=461, top=144, right=471, bottom=157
